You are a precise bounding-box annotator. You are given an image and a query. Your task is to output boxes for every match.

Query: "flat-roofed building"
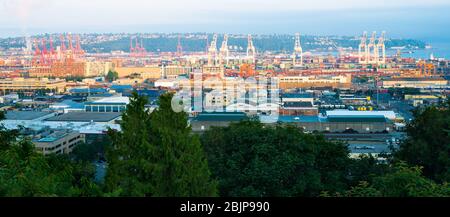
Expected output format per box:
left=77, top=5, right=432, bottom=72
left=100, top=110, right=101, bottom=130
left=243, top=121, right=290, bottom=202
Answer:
left=202, top=66, right=225, bottom=79
left=404, top=94, right=440, bottom=100
left=278, top=115, right=392, bottom=133
left=84, top=96, right=129, bottom=113
left=325, top=110, right=397, bottom=120
left=155, top=79, right=177, bottom=88
left=190, top=111, right=393, bottom=134
left=163, top=66, right=192, bottom=78
left=340, top=95, right=372, bottom=106
left=29, top=61, right=86, bottom=78
left=33, top=130, right=85, bottom=155
left=278, top=74, right=352, bottom=89
left=115, top=66, right=161, bottom=79
left=49, top=100, right=85, bottom=113
left=45, top=112, right=122, bottom=124
left=280, top=101, right=318, bottom=116
left=382, top=77, right=448, bottom=88
left=85, top=61, right=113, bottom=77
left=190, top=112, right=248, bottom=131
left=281, top=93, right=314, bottom=103
left=0, top=78, right=67, bottom=94
left=280, top=93, right=318, bottom=115
left=69, top=88, right=108, bottom=97
left=4, top=111, right=56, bottom=121
left=112, top=77, right=145, bottom=85
left=1, top=112, right=121, bottom=135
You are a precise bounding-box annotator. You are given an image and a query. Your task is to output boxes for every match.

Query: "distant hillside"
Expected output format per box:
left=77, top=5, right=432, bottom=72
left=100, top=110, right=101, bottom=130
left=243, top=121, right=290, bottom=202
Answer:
left=0, top=33, right=426, bottom=53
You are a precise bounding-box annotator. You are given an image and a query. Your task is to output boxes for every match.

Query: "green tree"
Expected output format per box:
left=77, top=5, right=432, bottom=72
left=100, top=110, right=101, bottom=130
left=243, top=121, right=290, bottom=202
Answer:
left=347, top=155, right=389, bottom=187
left=71, top=140, right=107, bottom=163
left=105, top=91, right=153, bottom=195
left=0, top=112, right=101, bottom=197
left=394, top=101, right=450, bottom=183
left=344, top=181, right=382, bottom=197
left=201, top=120, right=350, bottom=197
left=105, top=92, right=217, bottom=196
left=106, top=70, right=119, bottom=82
left=149, top=93, right=217, bottom=196
left=0, top=139, right=100, bottom=197
left=371, top=162, right=450, bottom=197
left=0, top=112, right=20, bottom=151
left=326, top=163, right=449, bottom=197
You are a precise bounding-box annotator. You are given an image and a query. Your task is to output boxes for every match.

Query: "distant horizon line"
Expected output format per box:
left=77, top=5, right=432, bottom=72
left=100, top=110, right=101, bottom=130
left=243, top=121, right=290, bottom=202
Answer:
left=0, top=31, right=422, bottom=39
left=1, top=29, right=449, bottom=44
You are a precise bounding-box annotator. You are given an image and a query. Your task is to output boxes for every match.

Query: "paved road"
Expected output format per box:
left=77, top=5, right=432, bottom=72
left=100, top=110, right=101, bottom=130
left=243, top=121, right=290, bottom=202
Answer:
left=388, top=100, right=415, bottom=122
left=94, top=161, right=107, bottom=183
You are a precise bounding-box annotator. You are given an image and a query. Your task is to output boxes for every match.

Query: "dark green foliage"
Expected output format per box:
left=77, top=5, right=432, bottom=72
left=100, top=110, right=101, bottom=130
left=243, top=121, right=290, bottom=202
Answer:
left=0, top=97, right=449, bottom=197
left=325, top=163, right=450, bottom=197
left=71, top=140, right=107, bottom=163
left=201, top=120, right=350, bottom=197
left=66, top=76, right=84, bottom=82
left=347, top=155, right=390, bottom=186
left=106, top=70, right=119, bottom=82
left=105, top=92, right=217, bottom=196
left=394, top=101, right=450, bottom=183
left=0, top=111, right=101, bottom=197
left=371, top=163, right=450, bottom=197
left=343, top=181, right=382, bottom=197
left=105, top=92, right=153, bottom=195
left=0, top=139, right=101, bottom=197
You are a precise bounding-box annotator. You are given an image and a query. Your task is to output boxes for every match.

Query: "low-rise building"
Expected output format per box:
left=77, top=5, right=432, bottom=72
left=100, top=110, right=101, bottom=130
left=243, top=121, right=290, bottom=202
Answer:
left=69, top=88, right=108, bottom=97
left=278, top=74, right=352, bottom=89
left=280, top=101, right=318, bottom=116
left=45, top=112, right=122, bottom=124
left=382, top=77, right=448, bottom=88
left=190, top=111, right=394, bottom=134
left=84, top=96, right=129, bottom=113
left=280, top=92, right=318, bottom=115
left=115, top=66, right=161, bottom=79
left=33, top=130, right=85, bottom=155
left=0, top=78, right=67, bottom=94
left=1, top=111, right=121, bottom=135
left=190, top=112, right=248, bottom=131
left=85, top=61, right=113, bottom=77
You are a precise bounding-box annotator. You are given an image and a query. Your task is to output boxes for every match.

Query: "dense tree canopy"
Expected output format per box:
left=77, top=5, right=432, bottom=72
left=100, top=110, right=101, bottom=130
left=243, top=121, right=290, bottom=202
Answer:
left=201, top=120, right=350, bottom=197
left=337, top=163, right=450, bottom=197
left=106, top=70, right=119, bottom=82
left=0, top=112, right=101, bottom=197
left=105, top=92, right=217, bottom=196
left=394, top=101, right=450, bottom=183
left=0, top=99, right=449, bottom=197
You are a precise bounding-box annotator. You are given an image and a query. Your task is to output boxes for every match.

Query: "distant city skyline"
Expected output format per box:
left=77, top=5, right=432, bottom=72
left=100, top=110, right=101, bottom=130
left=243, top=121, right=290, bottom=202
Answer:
left=1, top=0, right=450, bottom=42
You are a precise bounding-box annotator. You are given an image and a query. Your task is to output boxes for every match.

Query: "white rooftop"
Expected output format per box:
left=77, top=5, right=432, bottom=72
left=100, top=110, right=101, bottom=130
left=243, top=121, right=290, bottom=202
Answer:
left=94, top=96, right=130, bottom=104
left=326, top=110, right=397, bottom=120
left=1, top=119, right=120, bottom=134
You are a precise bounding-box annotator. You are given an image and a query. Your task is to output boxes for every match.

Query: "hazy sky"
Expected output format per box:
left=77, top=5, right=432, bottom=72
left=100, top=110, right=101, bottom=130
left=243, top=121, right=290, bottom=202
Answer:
left=1, top=0, right=450, bottom=41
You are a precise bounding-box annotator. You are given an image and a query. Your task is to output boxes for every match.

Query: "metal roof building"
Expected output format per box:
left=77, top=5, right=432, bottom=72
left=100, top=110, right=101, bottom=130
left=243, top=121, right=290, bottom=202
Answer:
left=45, top=112, right=121, bottom=123
left=4, top=111, right=56, bottom=121
left=325, top=110, right=397, bottom=120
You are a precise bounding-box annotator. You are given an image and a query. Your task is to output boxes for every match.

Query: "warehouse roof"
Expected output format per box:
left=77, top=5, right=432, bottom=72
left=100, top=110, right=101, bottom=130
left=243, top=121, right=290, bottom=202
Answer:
left=69, top=88, right=108, bottom=94
left=45, top=112, right=121, bottom=122
left=110, top=85, right=133, bottom=90
left=283, top=102, right=314, bottom=108
left=281, top=93, right=313, bottom=98
left=327, top=115, right=387, bottom=123
left=85, top=97, right=130, bottom=105
left=5, top=111, right=55, bottom=121
left=192, top=112, right=248, bottom=122
left=326, top=110, right=396, bottom=120
left=278, top=115, right=321, bottom=123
